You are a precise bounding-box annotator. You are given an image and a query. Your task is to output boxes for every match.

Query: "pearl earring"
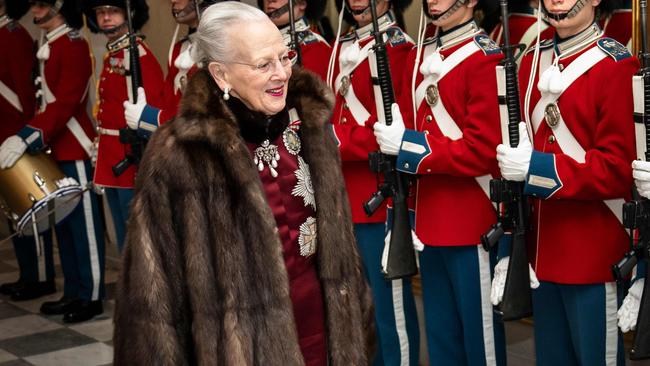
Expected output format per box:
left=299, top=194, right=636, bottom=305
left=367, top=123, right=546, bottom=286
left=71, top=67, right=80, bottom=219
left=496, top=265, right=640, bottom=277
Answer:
left=223, top=87, right=230, bottom=101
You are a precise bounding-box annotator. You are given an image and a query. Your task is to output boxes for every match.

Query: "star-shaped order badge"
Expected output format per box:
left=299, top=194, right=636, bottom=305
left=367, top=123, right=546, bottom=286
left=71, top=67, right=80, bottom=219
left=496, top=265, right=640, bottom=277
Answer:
left=299, top=216, right=317, bottom=257
left=292, top=156, right=316, bottom=210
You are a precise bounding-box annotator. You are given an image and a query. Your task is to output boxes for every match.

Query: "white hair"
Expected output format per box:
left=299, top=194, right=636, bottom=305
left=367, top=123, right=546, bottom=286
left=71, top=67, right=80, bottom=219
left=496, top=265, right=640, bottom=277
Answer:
left=192, top=2, right=270, bottom=65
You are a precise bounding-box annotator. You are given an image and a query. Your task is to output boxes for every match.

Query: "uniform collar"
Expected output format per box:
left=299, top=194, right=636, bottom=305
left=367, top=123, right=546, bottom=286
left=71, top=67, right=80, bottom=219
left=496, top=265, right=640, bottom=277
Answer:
left=107, top=33, right=138, bottom=53
left=0, top=15, right=11, bottom=29
left=435, top=19, right=480, bottom=49
left=46, top=23, right=72, bottom=43
left=354, top=11, right=395, bottom=42
left=279, top=17, right=310, bottom=44
left=554, top=22, right=602, bottom=59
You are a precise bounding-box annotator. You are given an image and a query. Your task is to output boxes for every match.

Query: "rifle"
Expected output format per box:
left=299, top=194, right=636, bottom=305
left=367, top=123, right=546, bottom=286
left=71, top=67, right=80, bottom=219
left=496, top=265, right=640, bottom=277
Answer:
left=481, top=0, right=532, bottom=321
left=287, top=0, right=303, bottom=66
left=612, top=0, right=650, bottom=359
left=363, top=0, right=417, bottom=280
left=112, top=0, right=146, bottom=177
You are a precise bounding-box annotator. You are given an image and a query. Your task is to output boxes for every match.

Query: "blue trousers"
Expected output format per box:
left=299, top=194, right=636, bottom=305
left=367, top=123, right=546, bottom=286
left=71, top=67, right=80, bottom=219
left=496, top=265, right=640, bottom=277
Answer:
left=10, top=227, right=55, bottom=283
left=354, top=223, right=420, bottom=366
left=104, top=187, right=133, bottom=253
left=419, top=245, right=506, bottom=366
left=50, top=160, right=105, bottom=301
left=533, top=281, right=624, bottom=366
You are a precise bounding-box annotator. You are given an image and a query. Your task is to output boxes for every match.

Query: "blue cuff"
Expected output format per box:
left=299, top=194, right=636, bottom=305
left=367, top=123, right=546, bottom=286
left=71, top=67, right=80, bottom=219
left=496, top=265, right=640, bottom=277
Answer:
left=397, top=129, right=430, bottom=174
left=17, top=125, right=44, bottom=152
left=524, top=150, right=563, bottom=199
left=137, top=104, right=161, bottom=138
left=497, top=232, right=512, bottom=259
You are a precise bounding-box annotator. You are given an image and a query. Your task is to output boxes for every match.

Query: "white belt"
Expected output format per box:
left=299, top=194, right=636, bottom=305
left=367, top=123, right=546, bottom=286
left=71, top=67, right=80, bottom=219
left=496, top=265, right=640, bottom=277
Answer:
left=66, top=117, right=93, bottom=158
left=334, top=40, right=376, bottom=126
left=97, top=127, right=120, bottom=136
left=0, top=80, right=22, bottom=112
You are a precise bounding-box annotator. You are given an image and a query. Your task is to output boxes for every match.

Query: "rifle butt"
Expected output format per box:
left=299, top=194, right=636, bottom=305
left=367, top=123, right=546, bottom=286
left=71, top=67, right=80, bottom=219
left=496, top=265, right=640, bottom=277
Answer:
left=498, top=229, right=533, bottom=320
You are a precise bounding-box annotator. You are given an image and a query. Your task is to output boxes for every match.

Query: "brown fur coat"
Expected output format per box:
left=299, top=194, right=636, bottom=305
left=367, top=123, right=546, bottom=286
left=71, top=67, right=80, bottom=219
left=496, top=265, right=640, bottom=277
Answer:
left=113, top=68, right=375, bottom=365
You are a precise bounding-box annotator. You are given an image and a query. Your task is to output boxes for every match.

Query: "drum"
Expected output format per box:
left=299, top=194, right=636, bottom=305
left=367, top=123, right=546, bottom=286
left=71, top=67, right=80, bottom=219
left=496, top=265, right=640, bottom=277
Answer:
left=0, top=152, right=82, bottom=235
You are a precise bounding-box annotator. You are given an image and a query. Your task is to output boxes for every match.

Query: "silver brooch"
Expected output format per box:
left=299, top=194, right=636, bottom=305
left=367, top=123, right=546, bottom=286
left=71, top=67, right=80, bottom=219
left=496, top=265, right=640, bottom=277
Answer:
left=253, top=140, right=280, bottom=178
left=292, top=156, right=316, bottom=210
left=283, top=127, right=301, bottom=155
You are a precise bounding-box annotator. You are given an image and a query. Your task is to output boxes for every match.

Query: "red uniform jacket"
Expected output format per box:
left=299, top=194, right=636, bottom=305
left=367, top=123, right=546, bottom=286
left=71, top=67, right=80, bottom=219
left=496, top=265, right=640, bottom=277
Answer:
left=20, top=25, right=95, bottom=162
left=94, top=37, right=164, bottom=188
left=489, top=9, right=555, bottom=56
left=600, top=8, right=632, bottom=48
left=518, top=24, right=638, bottom=284
left=395, top=20, right=503, bottom=246
left=0, top=17, right=34, bottom=142
left=280, top=18, right=331, bottom=81
left=329, top=12, right=413, bottom=223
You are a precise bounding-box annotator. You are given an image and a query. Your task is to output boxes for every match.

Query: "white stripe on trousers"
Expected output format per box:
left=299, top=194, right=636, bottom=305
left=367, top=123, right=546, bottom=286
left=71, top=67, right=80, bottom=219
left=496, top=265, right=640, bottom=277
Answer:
left=75, top=161, right=101, bottom=301
left=391, top=279, right=410, bottom=365
left=477, top=246, right=497, bottom=366
left=605, top=282, right=618, bottom=366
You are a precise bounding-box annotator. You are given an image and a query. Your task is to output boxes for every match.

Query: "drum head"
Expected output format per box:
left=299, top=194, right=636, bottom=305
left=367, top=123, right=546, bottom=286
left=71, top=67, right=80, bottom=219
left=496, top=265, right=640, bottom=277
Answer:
left=16, top=186, right=83, bottom=236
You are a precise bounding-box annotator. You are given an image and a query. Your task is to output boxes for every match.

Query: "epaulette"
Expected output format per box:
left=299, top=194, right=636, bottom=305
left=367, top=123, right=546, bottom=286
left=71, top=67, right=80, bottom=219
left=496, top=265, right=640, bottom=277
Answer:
left=300, top=31, right=322, bottom=45
left=6, top=21, right=18, bottom=32
left=67, top=30, right=83, bottom=41
left=385, top=27, right=410, bottom=47
left=597, top=37, right=632, bottom=61
left=473, top=34, right=500, bottom=55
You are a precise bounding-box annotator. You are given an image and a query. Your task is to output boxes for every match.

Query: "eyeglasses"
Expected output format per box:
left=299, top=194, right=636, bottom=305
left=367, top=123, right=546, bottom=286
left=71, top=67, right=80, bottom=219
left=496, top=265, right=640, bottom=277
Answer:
left=229, top=50, right=295, bottom=74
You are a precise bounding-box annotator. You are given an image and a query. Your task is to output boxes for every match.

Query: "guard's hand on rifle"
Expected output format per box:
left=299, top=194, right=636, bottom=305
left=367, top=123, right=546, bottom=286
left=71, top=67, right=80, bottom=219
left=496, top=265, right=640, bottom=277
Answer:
left=373, top=103, right=405, bottom=156
left=618, top=278, right=644, bottom=332
left=490, top=256, right=540, bottom=306
left=632, top=160, right=650, bottom=199
left=0, top=135, right=27, bottom=169
left=496, top=122, right=532, bottom=181
left=123, top=87, right=148, bottom=130
left=381, top=229, right=424, bottom=272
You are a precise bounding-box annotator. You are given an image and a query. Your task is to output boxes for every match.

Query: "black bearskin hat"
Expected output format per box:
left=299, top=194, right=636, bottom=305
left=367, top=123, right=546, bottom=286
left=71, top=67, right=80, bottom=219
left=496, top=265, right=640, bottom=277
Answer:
left=257, top=0, right=327, bottom=22
left=35, top=0, right=84, bottom=28
left=83, top=0, right=149, bottom=33
left=5, top=0, right=31, bottom=20
left=335, top=0, right=412, bottom=27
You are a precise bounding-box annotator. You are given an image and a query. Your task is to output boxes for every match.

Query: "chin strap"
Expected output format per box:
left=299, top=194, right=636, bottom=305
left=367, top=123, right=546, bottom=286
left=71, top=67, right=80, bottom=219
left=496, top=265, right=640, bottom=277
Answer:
left=33, top=0, right=63, bottom=25
left=542, top=0, right=586, bottom=21
left=429, top=0, right=468, bottom=21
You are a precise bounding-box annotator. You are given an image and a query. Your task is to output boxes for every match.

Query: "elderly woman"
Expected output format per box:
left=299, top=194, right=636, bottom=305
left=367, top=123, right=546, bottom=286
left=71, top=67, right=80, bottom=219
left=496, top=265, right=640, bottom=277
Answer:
left=112, top=2, right=374, bottom=365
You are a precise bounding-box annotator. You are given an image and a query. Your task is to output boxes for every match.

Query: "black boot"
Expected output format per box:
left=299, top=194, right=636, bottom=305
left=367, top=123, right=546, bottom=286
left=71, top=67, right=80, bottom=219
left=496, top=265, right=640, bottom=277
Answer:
left=40, top=296, right=78, bottom=315
left=10, top=281, right=56, bottom=301
left=0, top=280, right=23, bottom=295
left=63, top=300, right=103, bottom=323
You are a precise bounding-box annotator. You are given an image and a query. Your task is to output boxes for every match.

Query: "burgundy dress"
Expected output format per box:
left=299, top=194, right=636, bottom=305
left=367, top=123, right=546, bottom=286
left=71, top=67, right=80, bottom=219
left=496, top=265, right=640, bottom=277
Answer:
left=236, top=98, right=327, bottom=366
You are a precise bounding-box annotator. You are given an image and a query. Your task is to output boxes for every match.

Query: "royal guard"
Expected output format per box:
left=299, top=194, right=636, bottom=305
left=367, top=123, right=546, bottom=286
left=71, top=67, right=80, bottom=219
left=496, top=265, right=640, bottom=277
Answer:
left=327, top=0, right=420, bottom=365
left=600, top=0, right=632, bottom=48
left=0, top=0, right=52, bottom=301
left=261, top=0, right=331, bottom=80
left=489, top=1, right=555, bottom=60
left=85, top=0, right=164, bottom=253
left=0, top=0, right=106, bottom=323
left=373, top=0, right=508, bottom=364
left=122, top=0, right=223, bottom=131
left=493, top=0, right=637, bottom=364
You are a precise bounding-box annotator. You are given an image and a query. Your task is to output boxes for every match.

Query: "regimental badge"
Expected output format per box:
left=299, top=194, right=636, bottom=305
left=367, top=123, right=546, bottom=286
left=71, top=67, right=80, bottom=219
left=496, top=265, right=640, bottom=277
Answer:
left=597, top=38, right=632, bottom=61
left=283, top=127, right=301, bottom=155
left=298, top=216, right=317, bottom=257
left=292, top=156, right=316, bottom=210
left=426, top=84, right=439, bottom=106
left=339, top=75, right=350, bottom=96
left=473, top=34, right=501, bottom=55
left=544, top=103, right=560, bottom=128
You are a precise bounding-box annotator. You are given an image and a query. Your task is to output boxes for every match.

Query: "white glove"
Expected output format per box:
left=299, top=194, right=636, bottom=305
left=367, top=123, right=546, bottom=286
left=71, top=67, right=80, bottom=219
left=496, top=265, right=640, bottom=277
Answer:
left=496, top=122, right=532, bottom=181
left=373, top=103, right=405, bottom=156
left=123, top=87, right=147, bottom=130
left=632, top=160, right=650, bottom=199
left=381, top=229, right=424, bottom=273
left=0, top=135, right=28, bottom=169
left=490, top=256, right=540, bottom=306
left=618, top=278, right=644, bottom=333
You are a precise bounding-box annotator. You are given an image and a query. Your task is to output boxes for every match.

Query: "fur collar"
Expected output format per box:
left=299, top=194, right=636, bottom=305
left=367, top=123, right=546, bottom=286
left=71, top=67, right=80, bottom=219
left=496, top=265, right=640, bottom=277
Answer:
left=175, top=68, right=334, bottom=147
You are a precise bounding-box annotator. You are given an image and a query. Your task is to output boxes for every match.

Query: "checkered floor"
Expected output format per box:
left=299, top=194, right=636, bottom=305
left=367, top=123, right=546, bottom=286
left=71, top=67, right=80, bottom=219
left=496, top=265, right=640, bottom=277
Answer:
left=0, top=246, right=117, bottom=366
